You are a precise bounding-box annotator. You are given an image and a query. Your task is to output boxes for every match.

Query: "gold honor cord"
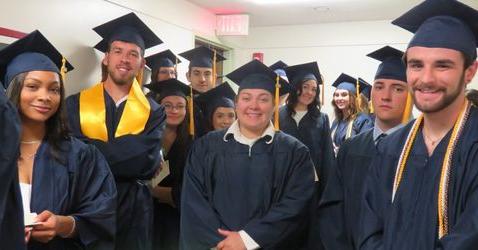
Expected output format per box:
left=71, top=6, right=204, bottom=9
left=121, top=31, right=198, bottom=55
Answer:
left=274, top=75, right=280, bottom=131
left=392, top=100, right=471, bottom=238
left=79, top=79, right=150, bottom=142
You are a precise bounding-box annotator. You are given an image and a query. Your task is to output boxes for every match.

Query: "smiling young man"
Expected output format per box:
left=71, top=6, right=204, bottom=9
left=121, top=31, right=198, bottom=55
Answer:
left=359, top=1, right=478, bottom=249
left=180, top=59, right=316, bottom=250
left=65, top=13, right=166, bottom=250
left=318, top=46, right=411, bottom=250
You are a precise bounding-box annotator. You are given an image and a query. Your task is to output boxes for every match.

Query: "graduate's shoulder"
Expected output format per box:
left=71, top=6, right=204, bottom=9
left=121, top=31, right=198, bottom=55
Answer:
left=273, top=130, right=310, bottom=152
left=379, top=120, right=415, bottom=154
left=344, top=128, right=373, bottom=149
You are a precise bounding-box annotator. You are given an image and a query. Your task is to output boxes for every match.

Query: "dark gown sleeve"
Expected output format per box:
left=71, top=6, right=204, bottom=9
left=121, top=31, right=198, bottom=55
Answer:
left=317, top=137, right=353, bottom=250
left=358, top=147, right=387, bottom=250
left=65, top=94, right=166, bottom=180
left=180, top=138, right=224, bottom=250
left=0, top=92, right=25, bottom=250
left=438, top=142, right=478, bottom=249
left=72, top=141, right=117, bottom=248
left=242, top=143, right=315, bottom=248
left=319, top=113, right=336, bottom=191
left=353, top=113, right=374, bottom=136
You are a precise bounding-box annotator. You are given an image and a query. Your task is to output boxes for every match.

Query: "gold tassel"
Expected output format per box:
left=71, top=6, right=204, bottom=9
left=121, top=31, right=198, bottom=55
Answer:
left=60, top=56, right=67, bottom=83
left=274, top=75, right=280, bottom=131
left=401, top=92, right=413, bottom=124
left=212, top=49, right=217, bottom=88
left=188, top=86, right=195, bottom=137
left=174, top=57, right=178, bottom=79
left=356, top=78, right=362, bottom=111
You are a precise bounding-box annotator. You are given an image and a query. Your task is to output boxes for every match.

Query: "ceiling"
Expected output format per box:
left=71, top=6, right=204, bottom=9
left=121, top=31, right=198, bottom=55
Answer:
left=186, top=0, right=478, bottom=27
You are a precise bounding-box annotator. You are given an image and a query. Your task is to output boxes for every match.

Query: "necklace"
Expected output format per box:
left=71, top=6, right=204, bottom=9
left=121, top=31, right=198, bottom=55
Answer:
left=21, top=140, right=42, bottom=144
left=423, top=131, right=442, bottom=146
left=19, top=153, right=37, bottom=160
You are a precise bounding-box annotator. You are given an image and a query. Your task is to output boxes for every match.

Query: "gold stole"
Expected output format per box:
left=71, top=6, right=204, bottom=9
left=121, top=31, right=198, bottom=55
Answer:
left=79, top=79, right=150, bottom=142
left=392, top=100, right=471, bottom=238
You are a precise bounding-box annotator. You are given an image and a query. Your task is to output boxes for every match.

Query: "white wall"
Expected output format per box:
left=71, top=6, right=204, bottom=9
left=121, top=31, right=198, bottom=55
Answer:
left=0, top=0, right=219, bottom=96
left=220, top=20, right=478, bottom=118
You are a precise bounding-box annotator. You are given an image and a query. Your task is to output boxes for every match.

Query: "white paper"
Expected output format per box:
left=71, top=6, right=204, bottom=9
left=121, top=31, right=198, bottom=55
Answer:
left=151, top=160, right=170, bottom=187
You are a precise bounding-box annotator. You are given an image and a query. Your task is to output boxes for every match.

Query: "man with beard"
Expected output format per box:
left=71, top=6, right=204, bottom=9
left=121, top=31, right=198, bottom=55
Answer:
left=359, top=1, right=478, bottom=249
left=318, top=46, right=412, bottom=250
left=66, top=13, right=166, bottom=250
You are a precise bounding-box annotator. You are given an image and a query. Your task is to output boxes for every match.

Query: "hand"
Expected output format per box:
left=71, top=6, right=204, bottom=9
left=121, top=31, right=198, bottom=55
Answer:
left=31, top=210, right=59, bottom=243
left=154, top=162, right=163, bottom=178
left=216, top=229, right=246, bottom=250
left=25, top=227, right=32, bottom=243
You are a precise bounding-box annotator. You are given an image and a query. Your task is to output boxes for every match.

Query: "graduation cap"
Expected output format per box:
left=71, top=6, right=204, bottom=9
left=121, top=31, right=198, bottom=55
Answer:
left=227, top=59, right=291, bottom=130
left=195, top=81, right=236, bottom=123
left=179, top=46, right=226, bottom=68
left=392, top=0, right=478, bottom=60
left=285, top=61, right=322, bottom=90
left=269, top=60, right=288, bottom=80
left=0, top=30, right=74, bottom=89
left=145, top=49, right=181, bottom=70
left=358, top=78, right=372, bottom=100
left=144, top=78, right=190, bottom=101
left=93, top=12, right=162, bottom=53
left=332, top=73, right=357, bottom=93
left=367, top=46, right=407, bottom=82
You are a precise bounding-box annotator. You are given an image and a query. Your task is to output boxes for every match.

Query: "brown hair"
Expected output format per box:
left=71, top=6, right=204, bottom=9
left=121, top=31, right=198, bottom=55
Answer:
left=331, top=90, right=358, bottom=121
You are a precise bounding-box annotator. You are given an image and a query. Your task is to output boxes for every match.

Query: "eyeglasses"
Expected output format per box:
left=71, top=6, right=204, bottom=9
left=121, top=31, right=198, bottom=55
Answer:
left=163, top=103, right=186, bottom=111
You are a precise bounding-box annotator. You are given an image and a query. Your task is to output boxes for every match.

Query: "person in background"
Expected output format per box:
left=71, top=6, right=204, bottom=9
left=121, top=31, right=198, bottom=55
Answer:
left=180, top=59, right=315, bottom=250
left=145, top=79, right=193, bottom=250
left=2, top=30, right=116, bottom=249
left=195, top=81, right=236, bottom=133
left=360, top=1, right=478, bottom=249
left=280, top=61, right=335, bottom=249
left=144, top=49, right=181, bottom=101
left=66, top=13, right=166, bottom=250
left=270, top=60, right=290, bottom=106
left=330, top=73, right=374, bottom=154
left=318, top=45, right=412, bottom=250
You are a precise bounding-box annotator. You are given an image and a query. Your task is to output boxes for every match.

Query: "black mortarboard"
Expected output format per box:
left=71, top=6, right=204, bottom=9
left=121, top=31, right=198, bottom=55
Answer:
left=144, top=78, right=190, bottom=101
left=195, top=81, right=236, bottom=121
left=392, top=0, right=478, bottom=60
left=93, top=12, right=162, bottom=53
left=367, top=46, right=407, bottom=82
left=145, top=49, right=181, bottom=70
left=332, top=73, right=357, bottom=93
left=226, top=59, right=290, bottom=96
left=285, top=61, right=322, bottom=90
left=0, top=30, right=74, bottom=88
left=179, top=46, right=226, bottom=68
left=358, top=77, right=372, bottom=100
left=269, top=60, right=288, bottom=80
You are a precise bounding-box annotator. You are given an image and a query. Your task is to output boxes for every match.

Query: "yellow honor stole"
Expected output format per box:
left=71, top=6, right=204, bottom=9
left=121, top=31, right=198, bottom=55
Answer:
left=392, top=100, right=471, bottom=238
left=79, top=79, right=150, bottom=142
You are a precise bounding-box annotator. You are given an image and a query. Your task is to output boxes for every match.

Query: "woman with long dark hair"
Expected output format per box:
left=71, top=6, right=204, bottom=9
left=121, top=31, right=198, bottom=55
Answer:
left=2, top=30, right=116, bottom=249
left=145, top=79, right=193, bottom=250
left=331, top=73, right=374, bottom=154
left=195, top=82, right=236, bottom=133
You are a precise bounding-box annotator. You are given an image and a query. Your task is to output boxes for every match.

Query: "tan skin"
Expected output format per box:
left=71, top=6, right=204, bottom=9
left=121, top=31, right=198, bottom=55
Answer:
left=150, top=96, right=187, bottom=207
left=102, top=40, right=145, bottom=102
left=17, top=71, right=75, bottom=243
left=186, top=67, right=216, bottom=93
left=215, top=89, right=275, bottom=250
left=212, top=107, right=236, bottom=130
left=333, top=89, right=352, bottom=118
left=156, top=66, right=176, bottom=82
left=371, top=78, right=409, bottom=132
left=295, top=79, right=318, bottom=111
left=406, top=46, right=478, bottom=155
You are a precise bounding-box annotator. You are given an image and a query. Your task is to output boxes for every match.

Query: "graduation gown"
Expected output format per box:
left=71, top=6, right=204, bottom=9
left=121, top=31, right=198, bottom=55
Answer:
left=331, top=113, right=374, bottom=148
left=278, top=106, right=335, bottom=249
left=28, top=137, right=116, bottom=250
left=153, top=137, right=192, bottom=250
left=318, top=129, right=375, bottom=250
left=0, top=92, right=25, bottom=250
left=359, top=106, right=478, bottom=250
left=66, top=90, right=165, bottom=250
left=180, top=130, right=316, bottom=250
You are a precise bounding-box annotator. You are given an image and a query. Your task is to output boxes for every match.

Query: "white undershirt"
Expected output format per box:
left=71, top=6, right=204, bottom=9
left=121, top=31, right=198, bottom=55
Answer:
left=292, top=110, right=308, bottom=125
left=20, top=183, right=35, bottom=225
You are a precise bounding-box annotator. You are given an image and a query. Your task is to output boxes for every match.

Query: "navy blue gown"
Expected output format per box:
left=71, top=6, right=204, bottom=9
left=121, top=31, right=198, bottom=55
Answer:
left=180, top=130, right=316, bottom=250
left=278, top=106, right=335, bottom=249
left=28, top=137, right=116, bottom=249
left=359, top=106, right=478, bottom=249
left=318, top=129, right=375, bottom=250
left=0, top=91, right=25, bottom=250
left=331, top=113, right=374, bottom=148
left=66, top=90, right=165, bottom=250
